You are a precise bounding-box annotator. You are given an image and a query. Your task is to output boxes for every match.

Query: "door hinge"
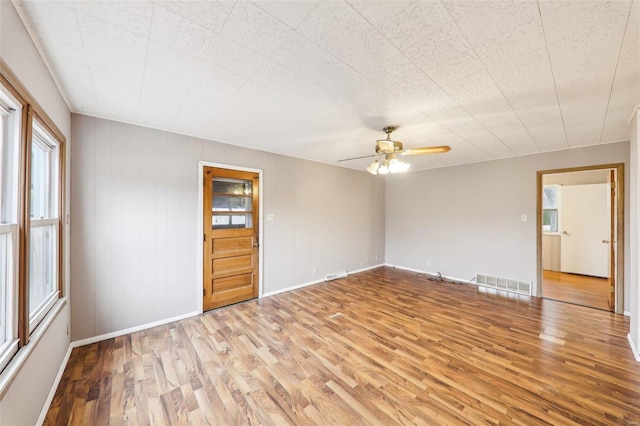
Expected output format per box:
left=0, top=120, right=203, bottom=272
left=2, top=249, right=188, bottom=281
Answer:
left=203, top=233, right=206, bottom=242
left=203, top=288, right=206, bottom=296
left=611, top=182, right=616, bottom=189
left=610, top=286, right=615, bottom=293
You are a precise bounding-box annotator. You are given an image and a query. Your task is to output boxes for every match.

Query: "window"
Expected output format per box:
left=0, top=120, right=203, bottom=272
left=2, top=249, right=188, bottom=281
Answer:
left=0, top=85, right=22, bottom=372
left=0, top=66, right=65, bottom=375
left=28, top=122, right=60, bottom=332
left=543, top=185, right=559, bottom=232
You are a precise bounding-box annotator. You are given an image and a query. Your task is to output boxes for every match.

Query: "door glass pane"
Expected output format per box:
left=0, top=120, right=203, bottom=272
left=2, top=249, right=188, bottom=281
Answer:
left=212, top=214, right=253, bottom=229
left=212, top=196, right=252, bottom=212
left=213, top=178, right=252, bottom=195
left=211, top=176, right=253, bottom=229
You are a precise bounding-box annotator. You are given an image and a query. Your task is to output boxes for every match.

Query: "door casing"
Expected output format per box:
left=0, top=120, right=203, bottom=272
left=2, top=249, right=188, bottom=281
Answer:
left=536, top=163, right=624, bottom=313
left=197, top=161, right=263, bottom=313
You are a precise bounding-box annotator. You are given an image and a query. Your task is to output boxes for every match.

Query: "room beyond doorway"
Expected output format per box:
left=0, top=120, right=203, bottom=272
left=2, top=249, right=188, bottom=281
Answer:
left=536, top=164, right=624, bottom=313
left=542, top=270, right=610, bottom=311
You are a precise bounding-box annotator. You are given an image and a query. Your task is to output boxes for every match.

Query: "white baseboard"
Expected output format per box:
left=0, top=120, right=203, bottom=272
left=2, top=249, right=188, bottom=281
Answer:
left=627, top=333, right=640, bottom=362
left=261, top=279, right=325, bottom=298
left=624, top=311, right=631, bottom=317
left=71, top=311, right=200, bottom=349
left=36, top=344, right=72, bottom=426
left=385, top=263, right=471, bottom=284
left=261, top=264, right=385, bottom=298
left=348, top=263, right=385, bottom=275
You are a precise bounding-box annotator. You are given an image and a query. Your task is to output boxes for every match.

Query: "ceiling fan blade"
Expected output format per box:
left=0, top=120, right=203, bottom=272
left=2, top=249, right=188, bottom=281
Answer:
left=337, top=154, right=379, bottom=162
left=401, top=145, right=451, bottom=156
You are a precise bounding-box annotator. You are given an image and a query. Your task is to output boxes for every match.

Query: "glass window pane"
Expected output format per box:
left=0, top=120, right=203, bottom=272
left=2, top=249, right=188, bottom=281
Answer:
left=1, top=109, right=19, bottom=225
left=543, top=186, right=557, bottom=209
left=29, top=224, right=55, bottom=314
left=0, top=232, right=11, bottom=345
left=543, top=209, right=558, bottom=232
left=30, top=141, right=48, bottom=219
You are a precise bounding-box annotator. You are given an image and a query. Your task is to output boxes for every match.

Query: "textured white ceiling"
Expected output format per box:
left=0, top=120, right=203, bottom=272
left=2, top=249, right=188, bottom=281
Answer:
left=14, top=0, right=640, bottom=172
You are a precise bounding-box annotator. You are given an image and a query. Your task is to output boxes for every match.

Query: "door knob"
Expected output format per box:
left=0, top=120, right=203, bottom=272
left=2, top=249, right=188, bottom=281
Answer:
left=253, top=241, right=260, bottom=248
left=602, top=240, right=610, bottom=244
left=562, top=231, right=568, bottom=235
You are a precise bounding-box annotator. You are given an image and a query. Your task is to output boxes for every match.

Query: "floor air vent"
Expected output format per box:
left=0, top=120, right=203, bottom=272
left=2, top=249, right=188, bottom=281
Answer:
left=475, top=274, right=531, bottom=296
left=324, top=271, right=348, bottom=281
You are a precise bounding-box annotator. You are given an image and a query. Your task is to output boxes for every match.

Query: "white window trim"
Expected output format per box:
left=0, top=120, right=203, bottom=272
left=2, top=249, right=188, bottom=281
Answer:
left=0, top=340, right=18, bottom=373
left=28, top=290, right=58, bottom=334
left=0, top=224, right=18, bottom=372
left=543, top=184, right=562, bottom=234
left=27, top=120, right=61, bottom=335
left=0, top=84, right=21, bottom=374
left=28, top=219, right=58, bottom=334
left=30, top=218, right=57, bottom=227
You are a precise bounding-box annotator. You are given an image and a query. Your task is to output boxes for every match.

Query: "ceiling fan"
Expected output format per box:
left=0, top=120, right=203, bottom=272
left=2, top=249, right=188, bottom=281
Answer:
left=338, top=126, right=451, bottom=175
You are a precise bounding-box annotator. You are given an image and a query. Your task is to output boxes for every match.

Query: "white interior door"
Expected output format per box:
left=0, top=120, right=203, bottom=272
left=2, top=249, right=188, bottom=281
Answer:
left=560, top=183, right=609, bottom=277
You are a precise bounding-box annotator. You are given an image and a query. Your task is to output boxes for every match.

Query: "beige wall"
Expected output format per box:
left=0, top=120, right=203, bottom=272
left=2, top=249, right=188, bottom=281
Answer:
left=0, top=2, right=71, bottom=424
left=385, top=142, right=631, bottom=310
left=70, top=114, right=386, bottom=341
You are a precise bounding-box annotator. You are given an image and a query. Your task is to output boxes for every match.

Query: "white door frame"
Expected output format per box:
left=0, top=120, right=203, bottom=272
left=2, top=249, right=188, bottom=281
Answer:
left=197, top=161, right=264, bottom=314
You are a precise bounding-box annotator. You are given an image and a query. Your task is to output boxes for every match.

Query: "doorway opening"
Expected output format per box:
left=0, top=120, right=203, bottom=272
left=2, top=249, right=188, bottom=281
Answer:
left=536, top=164, right=624, bottom=313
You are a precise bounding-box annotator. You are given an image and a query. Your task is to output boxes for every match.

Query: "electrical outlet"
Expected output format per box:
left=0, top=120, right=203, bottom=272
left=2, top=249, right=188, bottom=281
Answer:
left=312, top=266, right=317, bottom=274
left=365, top=256, right=369, bottom=263
left=426, top=259, right=431, bottom=266
left=375, top=254, right=379, bottom=261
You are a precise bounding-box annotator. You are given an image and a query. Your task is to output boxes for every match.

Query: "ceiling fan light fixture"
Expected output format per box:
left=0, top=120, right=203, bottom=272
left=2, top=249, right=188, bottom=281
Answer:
left=377, top=161, right=390, bottom=175
left=366, top=159, right=380, bottom=175
left=367, top=156, right=410, bottom=175
left=388, top=157, right=410, bottom=173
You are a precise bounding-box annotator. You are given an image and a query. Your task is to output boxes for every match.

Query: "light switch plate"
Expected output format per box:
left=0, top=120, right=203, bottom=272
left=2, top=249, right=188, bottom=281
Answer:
left=267, top=213, right=275, bottom=222
left=521, top=214, right=527, bottom=222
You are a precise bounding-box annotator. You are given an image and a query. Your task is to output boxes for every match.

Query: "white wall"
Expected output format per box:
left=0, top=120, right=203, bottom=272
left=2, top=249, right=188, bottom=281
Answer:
left=0, top=2, right=71, bottom=424
left=70, top=115, right=386, bottom=341
left=385, top=142, right=631, bottom=310
left=630, top=108, right=639, bottom=359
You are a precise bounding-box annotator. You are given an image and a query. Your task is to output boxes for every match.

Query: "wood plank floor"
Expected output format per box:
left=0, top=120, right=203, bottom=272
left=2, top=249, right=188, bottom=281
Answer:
left=542, top=270, right=611, bottom=311
left=46, top=267, right=640, bottom=425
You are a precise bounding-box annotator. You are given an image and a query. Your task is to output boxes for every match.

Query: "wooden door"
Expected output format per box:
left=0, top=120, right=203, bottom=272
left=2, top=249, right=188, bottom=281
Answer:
left=203, top=167, right=259, bottom=311
left=559, top=183, right=609, bottom=278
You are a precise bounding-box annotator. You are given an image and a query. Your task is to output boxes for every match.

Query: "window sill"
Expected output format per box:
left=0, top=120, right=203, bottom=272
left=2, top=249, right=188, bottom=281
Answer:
left=0, top=297, right=67, bottom=398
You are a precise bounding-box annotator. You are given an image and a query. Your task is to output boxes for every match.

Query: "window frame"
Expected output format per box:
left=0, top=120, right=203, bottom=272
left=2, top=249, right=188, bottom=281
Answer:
left=0, top=73, right=26, bottom=372
left=542, top=184, right=561, bottom=233
left=0, top=61, right=66, bottom=376
left=28, top=119, right=61, bottom=333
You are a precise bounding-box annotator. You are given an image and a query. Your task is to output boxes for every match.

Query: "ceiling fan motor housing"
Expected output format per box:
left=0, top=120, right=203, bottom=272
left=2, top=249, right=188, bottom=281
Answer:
left=375, top=140, right=403, bottom=154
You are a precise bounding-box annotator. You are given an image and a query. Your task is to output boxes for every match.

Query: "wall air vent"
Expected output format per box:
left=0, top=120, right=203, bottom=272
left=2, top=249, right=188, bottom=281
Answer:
left=475, top=273, right=531, bottom=296
left=324, top=271, right=348, bottom=282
